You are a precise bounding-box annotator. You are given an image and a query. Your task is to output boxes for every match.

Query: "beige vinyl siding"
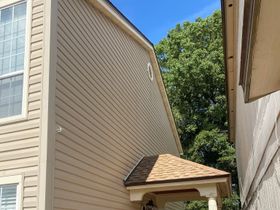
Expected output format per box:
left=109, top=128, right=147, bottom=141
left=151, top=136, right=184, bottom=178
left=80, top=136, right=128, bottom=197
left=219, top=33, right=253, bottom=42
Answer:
left=235, top=91, right=280, bottom=207
left=235, top=88, right=280, bottom=205
left=245, top=111, right=280, bottom=209
left=247, top=149, right=280, bottom=210
left=54, top=0, right=181, bottom=209
left=166, top=202, right=185, bottom=210
left=0, top=0, right=44, bottom=209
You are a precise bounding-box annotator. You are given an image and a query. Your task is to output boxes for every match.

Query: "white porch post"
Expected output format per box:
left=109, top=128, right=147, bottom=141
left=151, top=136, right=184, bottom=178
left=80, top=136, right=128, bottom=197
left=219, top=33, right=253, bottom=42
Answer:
left=208, top=197, right=218, bottom=210
left=197, top=184, right=218, bottom=210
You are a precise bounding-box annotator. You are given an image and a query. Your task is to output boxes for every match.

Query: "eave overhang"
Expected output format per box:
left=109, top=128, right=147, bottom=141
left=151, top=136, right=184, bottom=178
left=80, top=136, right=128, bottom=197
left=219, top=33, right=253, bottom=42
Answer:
left=240, top=0, right=280, bottom=102
left=124, top=154, right=231, bottom=202
left=223, top=0, right=280, bottom=141
left=221, top=0, right=236, bottom=142
left=126, top=178, right=231, bottom=202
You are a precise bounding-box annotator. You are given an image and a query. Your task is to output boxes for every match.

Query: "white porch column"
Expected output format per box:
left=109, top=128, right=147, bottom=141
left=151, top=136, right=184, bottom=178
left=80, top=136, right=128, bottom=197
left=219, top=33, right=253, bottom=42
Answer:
left=208, top=197, right=218, bottom=210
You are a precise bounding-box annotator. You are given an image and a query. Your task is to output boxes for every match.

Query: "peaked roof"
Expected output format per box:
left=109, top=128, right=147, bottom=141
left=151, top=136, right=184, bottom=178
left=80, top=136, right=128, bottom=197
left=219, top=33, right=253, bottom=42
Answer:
left=124, top=154, right=230, bottom=187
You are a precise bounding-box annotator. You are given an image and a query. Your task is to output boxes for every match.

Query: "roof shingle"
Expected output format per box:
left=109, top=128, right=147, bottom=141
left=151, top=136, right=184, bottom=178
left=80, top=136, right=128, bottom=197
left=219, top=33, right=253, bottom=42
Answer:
left=124, top=154, right=230, bottom=187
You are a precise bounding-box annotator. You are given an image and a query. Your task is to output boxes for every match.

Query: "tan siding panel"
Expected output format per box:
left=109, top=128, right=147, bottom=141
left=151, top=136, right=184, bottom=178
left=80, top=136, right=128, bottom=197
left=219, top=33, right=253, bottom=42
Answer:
left=0, top=0, right=45, bottom=209
left=166, top=202, right=185, bottom=210
left=55, top=0, right=181, bottom=209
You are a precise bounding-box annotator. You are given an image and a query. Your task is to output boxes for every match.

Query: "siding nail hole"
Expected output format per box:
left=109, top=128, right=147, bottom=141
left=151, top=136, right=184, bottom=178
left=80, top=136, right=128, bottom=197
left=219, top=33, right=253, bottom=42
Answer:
left=228, top=56, right=234, bottom=59
left=228, top=4, right=233, bottom=7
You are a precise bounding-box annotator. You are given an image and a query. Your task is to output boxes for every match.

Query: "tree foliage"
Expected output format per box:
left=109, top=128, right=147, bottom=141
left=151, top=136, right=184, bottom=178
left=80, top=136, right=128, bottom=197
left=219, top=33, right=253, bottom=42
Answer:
left=155, top=11, right=240, bottom=209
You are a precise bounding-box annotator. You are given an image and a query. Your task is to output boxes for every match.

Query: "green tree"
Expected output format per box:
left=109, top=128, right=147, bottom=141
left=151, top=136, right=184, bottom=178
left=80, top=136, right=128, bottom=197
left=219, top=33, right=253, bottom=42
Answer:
left=155, top=11, right=240, bottom=209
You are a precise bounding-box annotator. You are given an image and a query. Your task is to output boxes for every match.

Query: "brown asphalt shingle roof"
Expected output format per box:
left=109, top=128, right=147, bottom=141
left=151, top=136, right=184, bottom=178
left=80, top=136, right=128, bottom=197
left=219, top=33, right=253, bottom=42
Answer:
left=124, top=154, right=230, bottom=187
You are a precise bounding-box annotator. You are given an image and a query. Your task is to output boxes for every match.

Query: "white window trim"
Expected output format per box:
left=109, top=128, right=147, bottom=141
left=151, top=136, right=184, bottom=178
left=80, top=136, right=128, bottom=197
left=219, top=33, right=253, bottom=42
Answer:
left=0, top=0, right=31, bottom=125
left=0, top=175, right=23, bottom=210
left=0, top=0, right=23, bottom=8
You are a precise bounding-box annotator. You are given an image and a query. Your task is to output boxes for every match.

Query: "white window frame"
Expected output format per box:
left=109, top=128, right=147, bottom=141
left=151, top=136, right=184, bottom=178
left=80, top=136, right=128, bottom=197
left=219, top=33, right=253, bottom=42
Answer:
left=0, top=175, right=23, bottom=210
left=0, top=0, right=31, bottom=124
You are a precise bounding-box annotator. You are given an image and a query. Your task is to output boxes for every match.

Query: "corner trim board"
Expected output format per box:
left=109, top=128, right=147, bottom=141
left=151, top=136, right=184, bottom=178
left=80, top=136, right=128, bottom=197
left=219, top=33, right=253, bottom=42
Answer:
left=38, top=0, right=58, bottom=209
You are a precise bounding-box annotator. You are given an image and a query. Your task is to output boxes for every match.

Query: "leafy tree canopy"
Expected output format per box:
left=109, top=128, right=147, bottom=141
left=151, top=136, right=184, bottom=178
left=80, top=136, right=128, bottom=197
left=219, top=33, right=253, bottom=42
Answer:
left=155, top=11, right=240, bottom=209
left=156, top=11, right=227, bottom=148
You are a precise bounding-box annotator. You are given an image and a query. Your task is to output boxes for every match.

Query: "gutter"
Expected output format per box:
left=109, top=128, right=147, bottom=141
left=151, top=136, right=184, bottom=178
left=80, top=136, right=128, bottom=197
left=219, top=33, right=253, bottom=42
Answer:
left=221, top=0, right=236, bottom=142
left=221, top=0, right=232, bottom=142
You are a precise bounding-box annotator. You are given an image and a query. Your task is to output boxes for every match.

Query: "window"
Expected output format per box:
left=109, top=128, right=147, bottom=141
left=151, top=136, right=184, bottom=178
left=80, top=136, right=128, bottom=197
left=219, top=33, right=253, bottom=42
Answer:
left=0, top=184, right=17, bottom=209
left=0, top=176, right=22, bottom=210
left=0, top=1, right=27, bottom=120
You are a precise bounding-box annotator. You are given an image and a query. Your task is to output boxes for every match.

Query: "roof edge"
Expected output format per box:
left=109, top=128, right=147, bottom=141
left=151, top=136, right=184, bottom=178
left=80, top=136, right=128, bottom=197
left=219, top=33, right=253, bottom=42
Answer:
left=89, top=0, right=153, bottom=51
left=221, top=0, right=232, bottom=142
left=105, top=0, right=153, bottom=47
left=88, top=0, right=183, bottom=154
left=125, top=174, right=230, bottom=187
left=123, top=156, right=144, bottom=183
left=221, top=0, right=236, bottom=142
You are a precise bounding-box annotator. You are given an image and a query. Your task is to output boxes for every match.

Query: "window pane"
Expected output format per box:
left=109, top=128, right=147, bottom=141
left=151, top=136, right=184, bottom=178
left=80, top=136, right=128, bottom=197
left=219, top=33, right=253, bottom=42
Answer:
left=3, top=39, right=11, bottom=56
left=11, top=53, right=24, bottom=71
left=0, top=184, right=17, bottom=210
left=0, top=75, right=23, bottom=118
left=0, top=41, right=3, bottom=56
left=13, top=19, right=26, bottom=37
left=12, top=36, right=25, bottom=55
left=0, top=57, right=10, bottom=75
left=14, top=3, right=26, bottom=20
left=0, top=25, right=4, bottom=41
left=0, top=2, right=26, bottom=119
left=0, top=77, right=10, bottom=117
left=10, top=76, right=23, bottom=115
left=4, top=23, right=12, bottom=40
left=0, top=7, right=13, bottom=24
left=0, top=2, right=26, bottom=77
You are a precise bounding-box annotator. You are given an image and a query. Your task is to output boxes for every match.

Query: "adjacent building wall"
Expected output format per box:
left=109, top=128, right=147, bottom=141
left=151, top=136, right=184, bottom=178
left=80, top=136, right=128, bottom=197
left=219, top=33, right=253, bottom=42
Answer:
left=54, top=0, right=181, bottom=209
left=235, top=89, right=280, bottom=208
left=234, top=1, right=280, bottom=208
left=0, top=0, right=45, bottom=209
left=246, top=146, right=280, bottom=210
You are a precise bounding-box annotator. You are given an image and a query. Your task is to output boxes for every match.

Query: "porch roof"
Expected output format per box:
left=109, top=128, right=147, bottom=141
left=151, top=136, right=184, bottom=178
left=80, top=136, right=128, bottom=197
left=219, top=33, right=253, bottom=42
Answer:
left=124, top=154, right=231, bottom=209
left=124, top=154, right=230, bottom=187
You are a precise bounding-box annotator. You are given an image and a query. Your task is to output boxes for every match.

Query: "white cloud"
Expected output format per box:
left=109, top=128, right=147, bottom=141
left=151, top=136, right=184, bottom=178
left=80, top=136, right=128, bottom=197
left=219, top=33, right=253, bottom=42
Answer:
left=181, top=0, right=221, bottom=23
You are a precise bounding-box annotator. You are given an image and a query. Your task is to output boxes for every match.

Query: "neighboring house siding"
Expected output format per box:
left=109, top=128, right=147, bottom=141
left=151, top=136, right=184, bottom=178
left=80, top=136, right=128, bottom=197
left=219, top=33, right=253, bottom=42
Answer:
left=247, top=149, right=280, bottom=210
left=54, top=0, right=180, bottom=209
left=0, top=0, right=44, bottom=209
left=233, top=1, right=280, bottom=207
left=235, top=88, right=280, bottom=206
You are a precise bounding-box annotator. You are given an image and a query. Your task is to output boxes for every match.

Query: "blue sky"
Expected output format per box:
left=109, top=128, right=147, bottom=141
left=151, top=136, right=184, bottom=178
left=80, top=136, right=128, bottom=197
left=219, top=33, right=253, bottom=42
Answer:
left=109, top=0, right=221, bottom=44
